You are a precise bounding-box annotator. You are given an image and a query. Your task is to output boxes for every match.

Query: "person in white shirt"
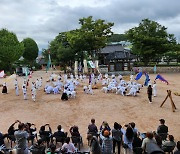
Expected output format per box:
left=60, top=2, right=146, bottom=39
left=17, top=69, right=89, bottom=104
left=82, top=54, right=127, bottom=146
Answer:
left=39, top=77, right=43, bottom=87
left=70, top=74, right=74, bottom=80
left=22, top=85, right=27, bottom=100
left=36, top=79, right=39, bottom=90
left=130, top=74, right=134, bottom=82
left=31, top=82, right=36, bottom=102
left=61, top=137, right=76, bottom=153
left=63, top=74, right=68, bottom=83
left=152, top=81, right=157, bottom=97
left=14, top=79, right=19, bottom=96
left=118, top=74, right=123, bottom=82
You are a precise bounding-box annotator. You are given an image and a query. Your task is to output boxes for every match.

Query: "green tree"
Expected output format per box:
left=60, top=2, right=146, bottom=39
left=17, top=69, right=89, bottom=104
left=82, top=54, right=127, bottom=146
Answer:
left=164, top=44, right=180, bottom=64
left=0, top=28, right=24, bottom=72
left=22, top=38, right=39, bottom=67
left=126, top=19, right=177, bottom=65
left=67, top=16, right=114, bottom=60
left=108, top=34, right=128, bottom=42
left=43, top=32, right=75, bottom=72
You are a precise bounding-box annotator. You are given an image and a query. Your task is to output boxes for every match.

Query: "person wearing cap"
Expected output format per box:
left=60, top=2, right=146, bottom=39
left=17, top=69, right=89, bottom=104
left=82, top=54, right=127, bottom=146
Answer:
left=100, top=130, right=113, bottom=154
left=157, top=119, right=168, bottom=140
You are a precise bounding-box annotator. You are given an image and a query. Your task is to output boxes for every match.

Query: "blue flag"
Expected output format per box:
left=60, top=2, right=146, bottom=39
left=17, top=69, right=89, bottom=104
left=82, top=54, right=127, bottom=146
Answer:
left=144, top=73, right=150, bottom=86
left=135, top=72, right=143, bottom=80
left=155, top=74, right=169, bottom=85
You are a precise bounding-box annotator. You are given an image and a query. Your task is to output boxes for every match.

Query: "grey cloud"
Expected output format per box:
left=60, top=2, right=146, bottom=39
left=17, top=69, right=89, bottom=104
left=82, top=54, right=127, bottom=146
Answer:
left=0, top=0, right=180, bottom=49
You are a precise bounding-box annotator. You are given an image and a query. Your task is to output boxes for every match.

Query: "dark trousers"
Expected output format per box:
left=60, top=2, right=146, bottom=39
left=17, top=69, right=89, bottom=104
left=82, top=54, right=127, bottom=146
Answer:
left=148, top=94, right=152, bottom=102
left=113, top=139, right=121, bottom=154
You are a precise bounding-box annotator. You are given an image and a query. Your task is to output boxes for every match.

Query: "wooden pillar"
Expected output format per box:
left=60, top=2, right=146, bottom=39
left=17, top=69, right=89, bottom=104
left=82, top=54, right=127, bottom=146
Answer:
left=83, top=59, right=88, bottom=74
left=74, top=61, right=78, bottom=75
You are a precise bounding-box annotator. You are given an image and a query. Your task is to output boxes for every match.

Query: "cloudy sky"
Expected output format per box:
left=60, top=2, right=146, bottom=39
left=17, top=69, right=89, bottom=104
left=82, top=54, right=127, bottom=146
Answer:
left=1, top=0, right=180, bottom=50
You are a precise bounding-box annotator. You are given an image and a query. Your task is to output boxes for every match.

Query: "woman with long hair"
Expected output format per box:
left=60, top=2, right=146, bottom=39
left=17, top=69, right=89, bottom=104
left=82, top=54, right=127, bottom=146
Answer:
left=122, top=126, right=134, bottom=154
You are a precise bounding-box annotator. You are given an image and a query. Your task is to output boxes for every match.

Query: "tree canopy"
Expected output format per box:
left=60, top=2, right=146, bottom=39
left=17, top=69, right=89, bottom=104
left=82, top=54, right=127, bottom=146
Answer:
left=126, top=19, right=177, bottom=65
left=67, top=16, right=114, bottom=59
left=45, top=16, right=114, bottom=70
left=107, top=34, right=128, bottom=42
left=0, top=28, right=24, bottom=71
left=22, top=38, right=39, bottom=65
left=43, top=32, right=75, bottom=71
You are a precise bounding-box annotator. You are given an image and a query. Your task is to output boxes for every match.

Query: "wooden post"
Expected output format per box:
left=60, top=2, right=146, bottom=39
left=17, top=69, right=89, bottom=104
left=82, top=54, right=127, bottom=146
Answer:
left=74, top=61, right=78, bottom=75
left=160, top=90, right=177, bottom=112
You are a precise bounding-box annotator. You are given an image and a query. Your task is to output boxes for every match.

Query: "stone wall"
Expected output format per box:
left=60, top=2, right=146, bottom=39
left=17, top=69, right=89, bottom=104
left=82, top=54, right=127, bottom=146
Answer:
left=133, top=66, right=180, bottom=73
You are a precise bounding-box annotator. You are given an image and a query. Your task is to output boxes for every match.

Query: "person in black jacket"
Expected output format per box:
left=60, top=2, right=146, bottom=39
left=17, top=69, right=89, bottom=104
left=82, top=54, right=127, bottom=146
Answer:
left=157, top=119, right=168, bottom=140
left=7, top=120, right=21, bottom=143
left=0, top=132, right=8, bottom=146
left=30, top=139, right=46, bottom=154
left=25, top=123, right=37, bottom=145
left=90, top=136, right=101, bottom=154
left=147, top=85, right=152, bottom=103
left=39, top=124, right=52, bottom=147
left=132, top=132, right=142, bottom=151
left=52, top=125, right=67, bottom=144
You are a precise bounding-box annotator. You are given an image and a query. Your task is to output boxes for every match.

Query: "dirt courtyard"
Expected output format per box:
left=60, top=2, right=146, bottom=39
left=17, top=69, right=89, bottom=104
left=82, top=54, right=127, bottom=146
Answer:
left=0, top=71, right=180, bottom=146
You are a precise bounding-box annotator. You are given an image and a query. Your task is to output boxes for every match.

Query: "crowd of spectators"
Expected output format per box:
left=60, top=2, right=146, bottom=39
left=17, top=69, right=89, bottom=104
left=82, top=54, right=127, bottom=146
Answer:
left=0, top=118, right=179, bottom=154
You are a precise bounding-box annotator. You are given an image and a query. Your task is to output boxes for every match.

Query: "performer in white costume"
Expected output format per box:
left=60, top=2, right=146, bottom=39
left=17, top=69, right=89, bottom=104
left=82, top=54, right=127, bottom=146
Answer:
left=152, top=81, right=157, bottom=97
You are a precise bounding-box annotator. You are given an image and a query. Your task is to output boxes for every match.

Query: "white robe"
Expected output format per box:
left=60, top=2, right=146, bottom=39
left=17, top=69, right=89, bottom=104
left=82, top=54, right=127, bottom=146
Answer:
left=152, top=84, right=157, bottom=96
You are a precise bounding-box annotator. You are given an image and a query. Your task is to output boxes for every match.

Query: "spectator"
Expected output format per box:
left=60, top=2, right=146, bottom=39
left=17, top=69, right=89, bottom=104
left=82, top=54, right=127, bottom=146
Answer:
left=174, top=141, right=180, bottom=154
left=100, top=130, right=113, bottom=154
left=87, top=119, right=98, bottom=145
left=87, top=118, right=98, bottom=136
left=157, top=119, right=168, bottom=140
left=100, top=121, right=111, bottom=135
left=141, top=131, right=157, bottom=153
left=132, top=132, right=142, bottom=151
left=39, top=124, right=52, bottom=146
left=47, top=143, right=58, bottom=154
left=154, top=132, right=162, bottom=148
left=90, top=136, right=101, bottom=154
left=70, top=125, right=80, bottom=137
left=30, top=139, right=46, bottom=154
left=0, top=132, right=8, bottom=146
left=14, top=123, right=29, bottom=154
left=122, top=126, right=134, bottom=154
left=61, top=137, right=76, bottom=153
left=112, top=122, right=122, bottom=154
left=8, top=120, right=20, bottom=136
left=130, top=122, right=138, bottom=134
left=25, top=122, right=37, bottom=145
left=52, top=125, right=67, bottom=144
left=162, top=135, right=176, bottom=151
left=0, top=132, right=8, bottom=153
